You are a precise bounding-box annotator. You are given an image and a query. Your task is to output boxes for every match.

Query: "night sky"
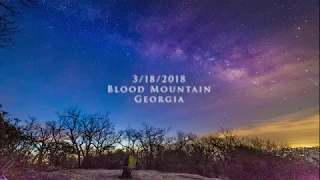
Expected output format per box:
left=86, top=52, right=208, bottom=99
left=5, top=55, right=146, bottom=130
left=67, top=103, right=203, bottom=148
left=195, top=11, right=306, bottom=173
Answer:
left=0, top=0, right=319, bottom=146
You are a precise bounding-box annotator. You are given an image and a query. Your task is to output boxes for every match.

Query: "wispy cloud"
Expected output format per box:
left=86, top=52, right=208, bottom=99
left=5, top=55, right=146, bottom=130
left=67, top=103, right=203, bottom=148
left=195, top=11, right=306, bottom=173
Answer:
left=233, top=107, right=319, bottom=146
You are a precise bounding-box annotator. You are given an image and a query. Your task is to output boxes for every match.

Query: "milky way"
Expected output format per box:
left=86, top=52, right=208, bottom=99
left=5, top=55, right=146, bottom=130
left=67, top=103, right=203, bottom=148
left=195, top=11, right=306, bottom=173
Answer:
left=0, top=0, right=319, bottom=146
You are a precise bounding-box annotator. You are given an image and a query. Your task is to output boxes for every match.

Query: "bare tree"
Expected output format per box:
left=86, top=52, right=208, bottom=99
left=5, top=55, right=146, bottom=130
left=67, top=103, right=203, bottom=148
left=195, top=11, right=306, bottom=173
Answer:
left=22, top=117, right=50, bottom=165
left=265, top=139, right=277, bottom=152
left=56, top=107, right=82, bottom=168
left=92, top=114, right=120, bottom=156
left=120, top=127, right=140, bottom=154
left=136, top=123, right=170, bottom=169
left=0, top=0, right=37, bottom=49
left=246, top=137, right=265, bottom=150
left=174, top=131, right=196, bottom=151
left=0, top=14, right=16, bottom=48
left=79, top=113, right=114, bottom=158
left=219, top=127, right=240, bottom=154
left=45, top=120, right=74, bottom=167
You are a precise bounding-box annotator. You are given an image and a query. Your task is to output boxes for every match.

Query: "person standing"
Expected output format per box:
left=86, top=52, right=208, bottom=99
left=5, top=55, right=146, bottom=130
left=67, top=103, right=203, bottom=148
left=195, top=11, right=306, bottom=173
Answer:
left=119, top=153, right=132, bottom=178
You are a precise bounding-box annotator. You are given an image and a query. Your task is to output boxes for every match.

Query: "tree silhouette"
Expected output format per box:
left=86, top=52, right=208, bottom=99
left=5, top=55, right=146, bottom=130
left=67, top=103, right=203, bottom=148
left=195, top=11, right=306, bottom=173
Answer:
left=0, top=0, right=37, bottom=49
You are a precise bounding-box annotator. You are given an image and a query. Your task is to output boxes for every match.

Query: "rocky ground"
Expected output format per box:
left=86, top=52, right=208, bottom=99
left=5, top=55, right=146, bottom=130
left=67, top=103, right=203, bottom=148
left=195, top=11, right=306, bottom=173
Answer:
left=12, top=169, right=223, bottom=180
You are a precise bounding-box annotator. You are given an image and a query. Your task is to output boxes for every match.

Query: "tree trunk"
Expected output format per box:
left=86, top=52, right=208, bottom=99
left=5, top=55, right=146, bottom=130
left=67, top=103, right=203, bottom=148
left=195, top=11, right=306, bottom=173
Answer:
left=37, top=151, right=44, bottom=165
left=77, top=150, right=81, bottom=168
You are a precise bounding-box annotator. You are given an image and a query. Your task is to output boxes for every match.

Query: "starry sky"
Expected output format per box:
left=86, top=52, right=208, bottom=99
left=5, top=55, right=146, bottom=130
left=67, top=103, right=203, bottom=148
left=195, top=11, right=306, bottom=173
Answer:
left=0, top=0, right=319, bottom=146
